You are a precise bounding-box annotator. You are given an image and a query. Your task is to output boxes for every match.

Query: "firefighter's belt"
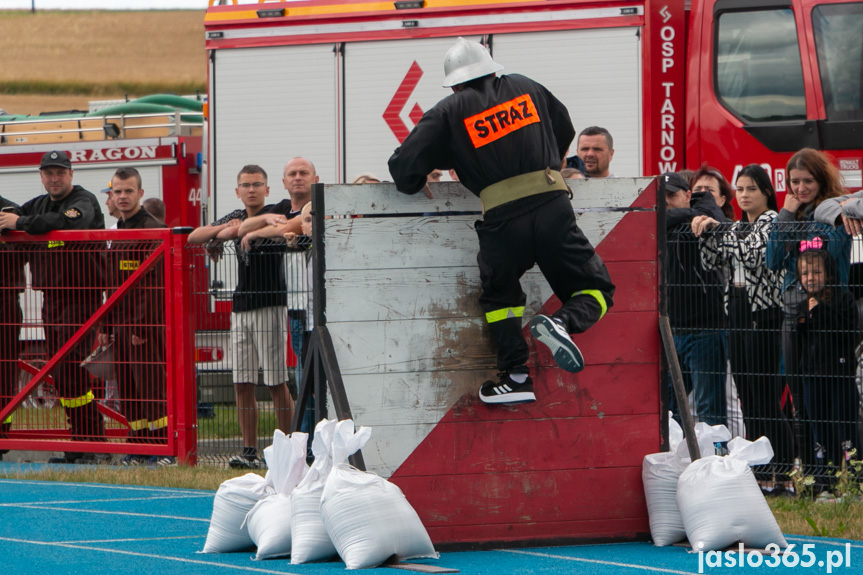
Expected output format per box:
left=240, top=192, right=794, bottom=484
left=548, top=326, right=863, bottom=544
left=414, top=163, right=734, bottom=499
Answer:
left=479, top=169, right=567, bottom=214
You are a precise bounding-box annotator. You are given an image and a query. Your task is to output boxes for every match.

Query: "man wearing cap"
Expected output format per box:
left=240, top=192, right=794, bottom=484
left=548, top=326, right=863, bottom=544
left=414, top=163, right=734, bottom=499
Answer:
left=663, top=171, right=728, bottom=427
left=0, top=151, right=108, bottom=464
left=388, top=38, right=615, bottom=406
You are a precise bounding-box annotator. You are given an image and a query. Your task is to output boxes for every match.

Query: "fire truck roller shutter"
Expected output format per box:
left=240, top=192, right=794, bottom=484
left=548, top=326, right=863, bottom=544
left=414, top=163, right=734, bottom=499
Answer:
left=211, top=44, right=339, bottom=220
left=344, top=36, right=481, bottom=184
left=492, top=27, right=643, bottom=178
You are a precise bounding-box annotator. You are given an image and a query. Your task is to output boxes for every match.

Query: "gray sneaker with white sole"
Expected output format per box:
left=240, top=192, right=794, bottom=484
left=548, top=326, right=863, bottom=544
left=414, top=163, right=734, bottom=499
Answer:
left=529, top=315, right=585, bottom=373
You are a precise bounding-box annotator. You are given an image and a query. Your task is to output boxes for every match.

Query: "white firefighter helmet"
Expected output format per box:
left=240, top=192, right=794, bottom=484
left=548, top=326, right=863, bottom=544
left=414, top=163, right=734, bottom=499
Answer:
left=442, top=37, right=504, bottom=88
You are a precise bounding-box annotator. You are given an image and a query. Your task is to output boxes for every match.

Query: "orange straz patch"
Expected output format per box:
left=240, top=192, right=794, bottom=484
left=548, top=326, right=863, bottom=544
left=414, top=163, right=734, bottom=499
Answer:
left=463, top=93, right=540, bottom=148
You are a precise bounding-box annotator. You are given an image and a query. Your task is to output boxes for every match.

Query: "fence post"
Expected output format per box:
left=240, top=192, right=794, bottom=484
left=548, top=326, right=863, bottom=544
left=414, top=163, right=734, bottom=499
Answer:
left=171, top=228, right=198, bottom=465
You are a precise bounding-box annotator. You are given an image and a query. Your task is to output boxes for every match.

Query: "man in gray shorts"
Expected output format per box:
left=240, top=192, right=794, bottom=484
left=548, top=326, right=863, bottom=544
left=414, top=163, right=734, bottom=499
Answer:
left=188, top=165, right=296, bottom=469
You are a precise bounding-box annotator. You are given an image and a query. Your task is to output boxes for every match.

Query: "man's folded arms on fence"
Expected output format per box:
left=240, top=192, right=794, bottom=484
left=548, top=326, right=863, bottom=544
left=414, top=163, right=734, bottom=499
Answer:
left=816, top=188, right=863, bottom=238
left=188, top=163, right=300, bottom=470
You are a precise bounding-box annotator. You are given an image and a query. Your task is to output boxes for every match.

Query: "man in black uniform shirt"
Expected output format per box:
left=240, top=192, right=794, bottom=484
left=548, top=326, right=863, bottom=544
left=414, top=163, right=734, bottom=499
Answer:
left=0, top=195, right=24, bottom=460
left=104, top=167, right=174, bottom=466
left=0, top=151, right=107, bottom=463
left=388, top=38, right=615, bottom=406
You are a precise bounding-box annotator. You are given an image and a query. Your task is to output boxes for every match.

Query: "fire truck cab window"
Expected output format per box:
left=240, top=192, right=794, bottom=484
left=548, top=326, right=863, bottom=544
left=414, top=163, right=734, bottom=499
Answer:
left=813, top=3, right=863, bottom=122
left=715, top=9, right=805, bottom=123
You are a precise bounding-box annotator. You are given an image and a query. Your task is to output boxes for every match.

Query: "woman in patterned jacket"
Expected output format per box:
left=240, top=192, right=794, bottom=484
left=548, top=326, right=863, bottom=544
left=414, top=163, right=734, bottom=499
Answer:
left=691, top=164, right=794, bottom=480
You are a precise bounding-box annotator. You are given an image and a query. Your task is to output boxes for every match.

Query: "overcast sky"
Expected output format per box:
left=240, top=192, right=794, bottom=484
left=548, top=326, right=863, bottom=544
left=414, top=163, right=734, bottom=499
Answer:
left=1, top=1, right=208, bottom=9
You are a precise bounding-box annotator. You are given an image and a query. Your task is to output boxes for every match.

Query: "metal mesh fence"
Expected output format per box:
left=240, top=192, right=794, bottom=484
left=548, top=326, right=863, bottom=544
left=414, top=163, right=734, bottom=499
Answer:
left=665, top=220, right=863, bottom=492
left=187, top=236, right=312, bottom=468
left=1, top=233, right=176, bottom=463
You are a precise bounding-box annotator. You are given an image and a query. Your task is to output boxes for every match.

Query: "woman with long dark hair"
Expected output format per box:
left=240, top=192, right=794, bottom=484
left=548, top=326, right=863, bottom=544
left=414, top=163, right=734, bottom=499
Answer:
left=766, top=148, right=851, bottom=477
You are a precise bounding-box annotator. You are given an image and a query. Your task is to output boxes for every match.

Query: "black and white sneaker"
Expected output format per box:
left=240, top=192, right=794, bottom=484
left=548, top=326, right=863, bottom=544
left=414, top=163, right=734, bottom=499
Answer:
left=479, top=373, right=536, bottom=405
left=529, top=315, right=585, bottom=373
left=228, top=454, right=266, bottom=470
left=147, top=455, right=178, bottom=468
left=119, top=454, right=148, bottom=467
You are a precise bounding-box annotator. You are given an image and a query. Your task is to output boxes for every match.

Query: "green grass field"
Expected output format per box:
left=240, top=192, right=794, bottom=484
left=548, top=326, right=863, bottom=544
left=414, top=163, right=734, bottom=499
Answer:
left=0, top=10, right=205, bottom=115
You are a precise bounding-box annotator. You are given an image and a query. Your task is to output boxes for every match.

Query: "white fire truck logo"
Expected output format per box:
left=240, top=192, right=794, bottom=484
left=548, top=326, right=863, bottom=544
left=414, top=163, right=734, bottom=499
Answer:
left=68, top=146, right=158, bottom=163
left=384, top=61, right=425, bottom=143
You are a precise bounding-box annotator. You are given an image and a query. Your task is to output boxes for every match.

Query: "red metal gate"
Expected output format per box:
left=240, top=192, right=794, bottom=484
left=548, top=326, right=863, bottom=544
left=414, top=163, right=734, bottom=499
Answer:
left=0, top=228, right=197, bottom=463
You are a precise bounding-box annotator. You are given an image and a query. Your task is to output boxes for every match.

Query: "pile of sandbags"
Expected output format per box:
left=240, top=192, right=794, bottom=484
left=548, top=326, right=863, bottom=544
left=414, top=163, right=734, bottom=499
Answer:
left=642, top=418, right=730, bottom=546
left=202, top=419, right=438, bottom=570
left=643, top=418, right=787, bottom=552
left=319, top=420, right=438, bottom=569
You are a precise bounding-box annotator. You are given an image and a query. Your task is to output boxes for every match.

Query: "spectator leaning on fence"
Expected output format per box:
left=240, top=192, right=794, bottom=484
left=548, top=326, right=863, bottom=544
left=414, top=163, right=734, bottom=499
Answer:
left=766, top=148, right=851, bottom=441
left=0, top=151, right=108, bottom=464
left=102, top=167, right=174, bottom=467
left=814, top=188, right=863, bottom=237
left=690, top=164, right=794, bottom=477
left=663, top=170, right=729, bottom=427
left=239, top=157, right=318, bottom=394
left=188, top=164, right=296, bottom=470
left=284, top=202, right=314, bottom=335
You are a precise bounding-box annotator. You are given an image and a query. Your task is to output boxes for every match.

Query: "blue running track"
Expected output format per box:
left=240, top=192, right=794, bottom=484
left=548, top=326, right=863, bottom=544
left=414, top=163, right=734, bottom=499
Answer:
left=1, top=465, right=861, bottom=575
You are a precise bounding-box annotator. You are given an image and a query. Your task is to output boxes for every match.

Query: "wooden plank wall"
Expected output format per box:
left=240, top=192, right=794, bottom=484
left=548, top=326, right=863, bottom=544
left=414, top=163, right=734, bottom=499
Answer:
left=321, top=178, right=659, bottom=546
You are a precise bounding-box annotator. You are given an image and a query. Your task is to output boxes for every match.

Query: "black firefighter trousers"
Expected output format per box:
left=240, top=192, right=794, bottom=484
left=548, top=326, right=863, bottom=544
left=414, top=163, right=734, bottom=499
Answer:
left=44, top=293, right=105, bottom=444
left=475, top=191, right=615, bottom=372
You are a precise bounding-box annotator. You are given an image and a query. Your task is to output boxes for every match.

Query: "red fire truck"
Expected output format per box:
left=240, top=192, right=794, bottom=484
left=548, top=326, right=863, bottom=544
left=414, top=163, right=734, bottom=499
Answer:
left=0, top=100, right=204, bottom=229
left=202, top=0, right=862, bottom=218
left=0, top=100, right=215, bottom=405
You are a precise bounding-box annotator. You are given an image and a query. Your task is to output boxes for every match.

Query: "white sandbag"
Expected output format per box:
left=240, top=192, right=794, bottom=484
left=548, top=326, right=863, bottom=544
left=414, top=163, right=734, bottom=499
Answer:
left=244, top=494, right=293, bottom=560
left=201, top=473, right=272, bottom=553
left=321, top=419, right=437, bottom=569
left=244, top=431, right=309, bottom=560
left=677, top=436, right=786, bottom=551
left=290, top=419, right=340, bottom=564
left=322, top=464, right=438, bottom=569
left=643, top=418, right=728, bottom=546
left=263, top=429, right=309, bottom=495
left=643, top=452, right=686, bottom=545
left=669, top=415, right=684, bottom=450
